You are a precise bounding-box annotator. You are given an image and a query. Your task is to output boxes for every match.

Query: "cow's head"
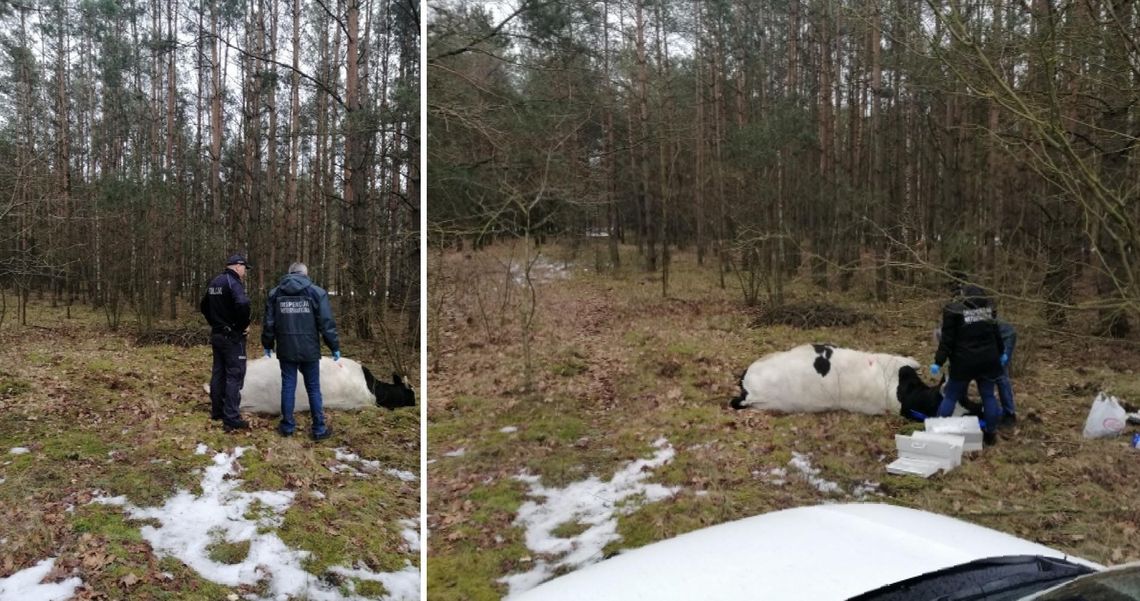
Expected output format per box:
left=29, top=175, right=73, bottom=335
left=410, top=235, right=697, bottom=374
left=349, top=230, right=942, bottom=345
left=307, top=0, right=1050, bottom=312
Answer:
left=362, top=367, right=416, bottom=410
left=896, top=365, right=983, bottom=420
left=896, top=365, right=931, bottom=400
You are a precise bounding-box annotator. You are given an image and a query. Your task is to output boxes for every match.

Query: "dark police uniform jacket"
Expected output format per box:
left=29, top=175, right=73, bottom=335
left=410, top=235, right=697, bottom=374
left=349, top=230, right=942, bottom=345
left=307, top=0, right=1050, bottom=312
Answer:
left=200, top=268, right=251, bottom=336
left=261, top=273, right=340, bottom=363
left=934, top=286, right=1005, bottom=381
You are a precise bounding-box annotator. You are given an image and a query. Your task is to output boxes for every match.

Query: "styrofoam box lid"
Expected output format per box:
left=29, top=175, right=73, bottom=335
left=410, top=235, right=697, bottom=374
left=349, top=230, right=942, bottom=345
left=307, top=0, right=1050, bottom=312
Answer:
left=887, top=457, right=943, bottom=478
left=912, top=431, right=967, bottom=447
left=925, top=416, right=982, bottom=433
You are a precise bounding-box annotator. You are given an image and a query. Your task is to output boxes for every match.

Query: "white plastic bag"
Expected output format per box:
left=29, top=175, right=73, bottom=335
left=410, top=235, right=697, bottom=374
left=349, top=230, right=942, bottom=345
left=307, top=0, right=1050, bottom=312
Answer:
left=1082, top=392, right=1128, bottom=439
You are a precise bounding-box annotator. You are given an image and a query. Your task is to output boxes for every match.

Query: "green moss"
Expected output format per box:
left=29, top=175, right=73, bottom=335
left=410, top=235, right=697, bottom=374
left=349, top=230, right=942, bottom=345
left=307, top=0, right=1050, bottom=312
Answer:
left=42, top=431, right=110, bottom=461
left=468, top=480, right=526, bottom=525
left=238, top=450, right=288, bottom=491
left=428, top=545, right=526, bottom=601
left=354, top=580, right=389, bottom=597
left=24, top=351, right=52, bottom=367
left=549, top=349, right=588, bottom=377
left=0, top=372, right=30, bottom=398
left=517, top=413, right=587, bottom=446
left=550, top=520, right=590, bottom=539
left=71, top=505, right=144, bottom=542
left=206, top=536, right=251, bottom=564
left=86, top=357, right=118, bottom=372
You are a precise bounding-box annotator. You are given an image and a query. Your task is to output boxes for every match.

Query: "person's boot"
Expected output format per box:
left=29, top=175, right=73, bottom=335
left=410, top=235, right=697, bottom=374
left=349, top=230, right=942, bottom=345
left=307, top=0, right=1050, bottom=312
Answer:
left=223, top=418, right=250, bottom=433
left=311, top=427, right=333, bottom=441
left=983, top=431, right=998, bottom=447
left=1000, top=413, right=1017, bottom=429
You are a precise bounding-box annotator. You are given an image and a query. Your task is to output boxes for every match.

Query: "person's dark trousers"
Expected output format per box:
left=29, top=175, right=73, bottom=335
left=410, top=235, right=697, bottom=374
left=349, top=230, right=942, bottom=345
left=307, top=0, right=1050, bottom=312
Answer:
left=209, top=332, right=247, bottom=426
left=996, top=367, right=1016, bottom=417
left=279, top=359, right=328, bottom=436
left=938, top=376, right=1001, bottom=434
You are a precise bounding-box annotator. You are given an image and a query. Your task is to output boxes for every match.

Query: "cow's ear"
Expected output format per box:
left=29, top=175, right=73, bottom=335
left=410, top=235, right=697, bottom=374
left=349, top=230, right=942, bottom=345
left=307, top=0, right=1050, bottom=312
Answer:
left=393, top=373, right=403, bottom=386
left=361, top=366, right=378, bottom=392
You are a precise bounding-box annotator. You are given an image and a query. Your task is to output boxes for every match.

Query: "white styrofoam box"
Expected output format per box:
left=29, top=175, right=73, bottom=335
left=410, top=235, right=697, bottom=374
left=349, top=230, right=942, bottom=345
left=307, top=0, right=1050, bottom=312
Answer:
left=887, top=433, right=965, bottom=478
left=910, top=432, right=966, bottom=467
left=924, top=416, right=983, bottom=452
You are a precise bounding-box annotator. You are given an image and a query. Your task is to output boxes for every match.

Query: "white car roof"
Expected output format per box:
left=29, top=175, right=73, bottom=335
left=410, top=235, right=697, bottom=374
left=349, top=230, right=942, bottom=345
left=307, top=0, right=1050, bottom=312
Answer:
left=510, top=503, right=1101, bottom=601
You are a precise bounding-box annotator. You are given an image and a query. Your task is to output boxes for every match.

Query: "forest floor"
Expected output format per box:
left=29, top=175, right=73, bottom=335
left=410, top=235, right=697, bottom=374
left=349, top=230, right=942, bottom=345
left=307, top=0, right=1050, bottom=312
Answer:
left=427, top=241, right=1140, bottom=601
left=0, top=302, right=420, bottom=601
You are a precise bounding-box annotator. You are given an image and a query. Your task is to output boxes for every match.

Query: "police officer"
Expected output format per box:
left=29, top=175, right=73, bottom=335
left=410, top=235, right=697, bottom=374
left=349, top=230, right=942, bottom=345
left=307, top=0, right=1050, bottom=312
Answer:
left=261, top=262, right=340, bottom=440
left=200, top=254, right=252, bottom=432
left=930, top=284, right=1005, bottom=446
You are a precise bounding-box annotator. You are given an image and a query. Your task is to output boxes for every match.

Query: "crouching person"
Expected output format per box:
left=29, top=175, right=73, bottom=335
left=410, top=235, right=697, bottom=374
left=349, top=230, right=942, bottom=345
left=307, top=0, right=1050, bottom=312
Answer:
left=931, top=285, right=1004, bottom=446
left=262, top=262, right=340, bottom=440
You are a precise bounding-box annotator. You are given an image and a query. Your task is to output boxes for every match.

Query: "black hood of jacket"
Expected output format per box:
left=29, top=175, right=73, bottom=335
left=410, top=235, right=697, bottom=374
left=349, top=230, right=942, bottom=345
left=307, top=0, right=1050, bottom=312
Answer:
left=960, top=285, right=990, bottom=309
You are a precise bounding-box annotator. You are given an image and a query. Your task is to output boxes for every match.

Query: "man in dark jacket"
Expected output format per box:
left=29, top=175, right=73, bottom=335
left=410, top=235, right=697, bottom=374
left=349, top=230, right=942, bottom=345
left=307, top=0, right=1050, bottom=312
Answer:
left=200, top=254, right=252, bottom=432
left=261, top=262, right=339, bottom=440
left=931, top=284, right=1005, bottom=445
left=935, top=319, right=1019, bottom=428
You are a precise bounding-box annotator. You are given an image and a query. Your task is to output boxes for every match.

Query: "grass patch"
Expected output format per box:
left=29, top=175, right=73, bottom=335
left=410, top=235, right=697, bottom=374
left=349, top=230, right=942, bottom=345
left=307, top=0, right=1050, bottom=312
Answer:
left=550, top=520, right=590, bottom=539
left=0, top=299, right=419, bottom=598
left=0, top=372, right=30, bottom=398
left=549, top=348, right=589, bottom=377
left=354, top=580, right=390, bottom=597
left=206, top=534, right=250, bottom=564
left=429, top=242, right=1140, bottom=597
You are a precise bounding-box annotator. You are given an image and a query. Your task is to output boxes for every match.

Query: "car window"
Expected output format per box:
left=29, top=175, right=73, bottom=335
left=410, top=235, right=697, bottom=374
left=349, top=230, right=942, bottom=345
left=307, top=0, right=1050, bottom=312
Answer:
left=1033, top=565, right=1140, bottom=601
left=849, top=556, right=1096, bottom=601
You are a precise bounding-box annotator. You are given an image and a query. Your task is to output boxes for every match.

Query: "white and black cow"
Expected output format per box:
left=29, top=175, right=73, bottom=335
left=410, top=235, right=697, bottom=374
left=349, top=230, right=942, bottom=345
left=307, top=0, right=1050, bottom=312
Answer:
left=729, top=344, right=980, bottom=419
left=206, top=357, right=415, bottom=414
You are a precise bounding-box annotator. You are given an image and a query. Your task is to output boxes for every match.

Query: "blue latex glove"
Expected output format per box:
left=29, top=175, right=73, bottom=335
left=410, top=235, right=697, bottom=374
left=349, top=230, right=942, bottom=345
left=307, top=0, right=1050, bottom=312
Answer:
left=930, top=363, right=941, bottom=376
left=1000, top=353, right=1009, bottom=367
left=264, top=348, right=272, bottom=358
left=333, top=350, right=341, bottom=362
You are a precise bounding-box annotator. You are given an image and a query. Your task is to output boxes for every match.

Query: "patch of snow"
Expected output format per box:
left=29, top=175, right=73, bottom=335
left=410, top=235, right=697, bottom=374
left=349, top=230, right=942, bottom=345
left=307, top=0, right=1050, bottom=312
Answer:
left=385, top=469, right=417, bottom=482
left=443, top=448, right=465, bottom=458
left=327, top=565, right=420, bottom=601
left=331, top=448, right=414, bottom=482
left=398, top=519, right=420, bottom=553
left=93, top=447, right=418, bottom=601
left=779, top=454, right=879, bottom=499
left=500, top=426, right=518, bottom=434
left=788, top=452, right=842, bottom=495
left=0, top=478, right=5, bottom=485
left=852, top=481, right=882, bottom=499
left=0, top=557, right=82, bottom=601
left=695, top=490, right=709, bottom=497
left=9, top=448, right=29, bottom=455
left=499, top=438, right=679, bottom=598
left=310, top=491, right=326, bottom=500
left=334, top=449, right=363, bottom=463
left=510, top=255, right=573, bottom=286
left=194, top=444, right=208, bottom=455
